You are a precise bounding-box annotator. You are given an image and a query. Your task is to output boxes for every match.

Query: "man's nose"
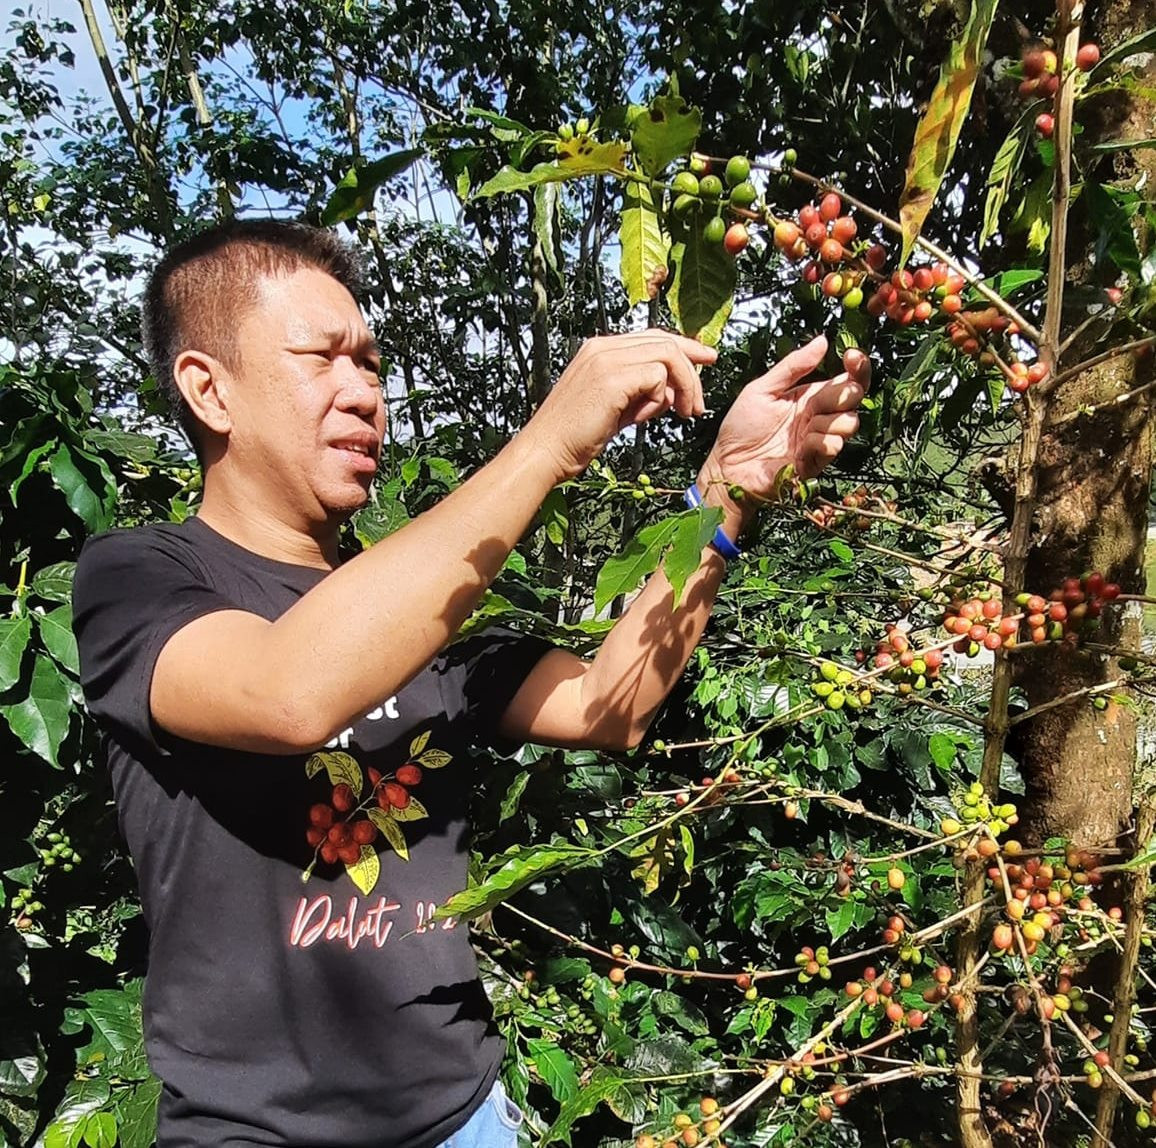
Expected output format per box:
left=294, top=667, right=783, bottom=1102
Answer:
left=333, top=360, right=383, bottom=415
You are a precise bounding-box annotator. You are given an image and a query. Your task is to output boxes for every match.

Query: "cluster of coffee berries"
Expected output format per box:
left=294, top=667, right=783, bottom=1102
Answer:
left=989, top=845, right=1103, bottom=956
left=866, top=262, right=967, bottom=323
left=39, top=830, right=80, bottom=872
left=1025, top=572, right=1120, bottom=645
left=554, top=115, right=593, bottom=146
left=670, top=154, right=757, bottom=255
left=631, top=472, right=657, bottom=501
left=10, top=886, right=45, bottom=924
left=843, top=965, right=928, bottom=1029
left=942, top=593, right=1018, bottom=655
left=794, top=944, right=833, bottom=984
left=804, top=486, right=896, bottom=530
left=635, top=1097, right=728, bottom=1148
left=940, top=781, right=1019, bottom=840
left=1016, top=48, right=1061, bottom=102
left=672, top=767, right=742, bottom=807
left=869, top=625, right=945, bottom=694
left=810, top=659, right=873, bottom=711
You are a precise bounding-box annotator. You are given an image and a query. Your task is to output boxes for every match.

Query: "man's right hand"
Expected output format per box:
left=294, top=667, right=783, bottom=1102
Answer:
left=526, top=333, right=717, bottom=479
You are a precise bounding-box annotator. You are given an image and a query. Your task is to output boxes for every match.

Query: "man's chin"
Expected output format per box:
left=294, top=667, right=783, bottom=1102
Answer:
left=320, top=483, right=372, bottom=520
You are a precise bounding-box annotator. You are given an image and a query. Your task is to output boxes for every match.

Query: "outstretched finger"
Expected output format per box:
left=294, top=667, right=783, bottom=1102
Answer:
left=750, top=334, right=829, bottom=396
left=842, top=347, right=872, bottom=389
left=793, top=374, right=865, bottom=416
left=798, top=431, right=849, bottom=477
left=810, top=410, right=861, bottom=439
left=609, top=338, right=706, bottom=419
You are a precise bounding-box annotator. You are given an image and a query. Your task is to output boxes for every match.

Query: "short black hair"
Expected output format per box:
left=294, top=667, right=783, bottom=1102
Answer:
left=141, top=218, right=366, bottom=453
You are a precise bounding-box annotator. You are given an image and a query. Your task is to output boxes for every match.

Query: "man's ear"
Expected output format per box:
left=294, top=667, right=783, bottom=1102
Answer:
left=173, top=349, right=232, bottom=437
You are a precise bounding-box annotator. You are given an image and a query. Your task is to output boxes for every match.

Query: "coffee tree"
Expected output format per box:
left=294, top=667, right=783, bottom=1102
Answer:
left=410, top=4, right=1156, bottom=1146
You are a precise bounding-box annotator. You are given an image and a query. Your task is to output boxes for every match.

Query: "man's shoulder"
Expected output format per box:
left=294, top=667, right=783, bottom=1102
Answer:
left=77, top=519, right=203, bottom=573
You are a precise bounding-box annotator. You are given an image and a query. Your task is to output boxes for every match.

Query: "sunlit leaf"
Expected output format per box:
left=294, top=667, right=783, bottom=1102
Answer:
left=630, top=93, right=701, bottom=178
left=667, top=230, right=736, bottom=345
left=320, top=149, right=423, bottom=225
left=434, top=844, right=591, bottom=921
left=593, top=516, right=681, bottom=616
left=898, top=0, right=998, bottom=262
left=619, top=178, right=670, bottom=306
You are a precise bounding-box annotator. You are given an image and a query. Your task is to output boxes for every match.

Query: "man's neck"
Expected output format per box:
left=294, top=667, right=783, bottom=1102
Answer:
left=195, top=484, right=342, bottom=570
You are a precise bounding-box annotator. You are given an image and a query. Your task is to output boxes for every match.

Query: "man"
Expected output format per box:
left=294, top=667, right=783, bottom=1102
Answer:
left=73, top=218, right=866, bottom=1148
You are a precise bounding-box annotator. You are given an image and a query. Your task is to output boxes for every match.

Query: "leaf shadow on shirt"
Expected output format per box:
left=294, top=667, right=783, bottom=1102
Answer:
left=401, top=977, right=497, bottom=1030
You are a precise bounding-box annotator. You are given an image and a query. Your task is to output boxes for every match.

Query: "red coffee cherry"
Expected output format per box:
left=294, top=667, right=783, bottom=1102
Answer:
left=306, top=827, right=325, bottom=848
left=396, top=764, right=423, bottom=786
left=352, top=819, right=378, bottom=845
left=332, top=783, right=355, bottom=812
left=320, top=842, right=340, bottom=864
left=338, top=842, right=361, bottom=865
left=309, top=803, right=335, bottom=829
left=383, top=782, right=411, bottom=810
left=819, top=192, right=843, bottom=222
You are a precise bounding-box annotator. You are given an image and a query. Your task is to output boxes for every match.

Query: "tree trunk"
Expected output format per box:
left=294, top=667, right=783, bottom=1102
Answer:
left=1012, top=0, right=1156, bottom=849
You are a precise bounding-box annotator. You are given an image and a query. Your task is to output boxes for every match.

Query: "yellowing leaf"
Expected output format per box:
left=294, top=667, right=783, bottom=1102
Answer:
left=391, top=797, right=429, bottom=823
left=630, top=94, right=702, bottom=178
left=344, top=845, right=380, bottom=894
left=417, top=747, right=452, bottom=769
left=554, top=137, right=628, bottom=175
left=619, top=179, right=670, bottom=306
left=304, top=751, right=363, bottom=798
left=898, top=0, right=998, bottom=262
left=409, top=730, right=431, bottom=757
left=378, top=816, right=410, bottom=861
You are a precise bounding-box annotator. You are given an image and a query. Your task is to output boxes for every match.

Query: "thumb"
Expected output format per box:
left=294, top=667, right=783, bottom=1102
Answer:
left=751, top=335, right=829, bottom=396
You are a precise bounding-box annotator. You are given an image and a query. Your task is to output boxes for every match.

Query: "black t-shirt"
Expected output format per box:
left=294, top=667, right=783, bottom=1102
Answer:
left=72, top=518, right=552, bottom=1148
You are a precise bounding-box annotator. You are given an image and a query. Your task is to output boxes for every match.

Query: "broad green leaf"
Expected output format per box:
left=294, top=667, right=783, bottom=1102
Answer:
left=1010, top=170, right=1053, bottom=256
left=981, top=109, right=1032, bottom=248
left=371, top=812, right=410, bottom=861
left=38, top=605, right=79, bottom=674
left=533, top=181, right=562, bottom=281
left=630, top=94, right=701, bottom=178
left=538, top=486, right=569, bottom=550
left=825, top=897, right=857, bottom=941
left=474, top=161, right=582, bottom=198
left=0, top=1049, right=45, bottom=1097
left=498, top=770, right=531, bottom=823
left=898, top=0, right=998, bottom=262
left=593, top=516, right=681, bottom=615
left=10, top=439, right=55, bottom=503
left=2, top=654, right=72, bottom=766
left=81, top=1112, right=117, bottom=1148
left=625, top=1035, right=714, bottom=1077
left=434, top=844, right=591, bottom=921
left=987, top=269, right=1044, bottom=297
left=928, top=732, right=957, bottom=770
left=304, top=751, right=363, bottom=797
left=388, top=796, right=429, bottom=822
left=1086, top=182, right=1142, bottom=277
left=31, top=561, right=76, bottom=603
left=44, top=1078, right=111, bottom=1148
left=69, top=983, right=148, bottom=1076
left=463, top=106, right=534, bottom=137
left=667, top=231, right=737, bottom=346
left=320, top=149, right=423, bottom=225
left=526, top=1038, right=580, bottom=1103
left=112, top=1078, right=162, bottom=1148
left=652, top=990, right=710, bottom=1035
left=47, top=442, right=114, bottom=533
left=0, top=615, right=32, bottom=692
left=828, top=538, right=854, bottom=563
left=662, top=506, right=723, bottom=607
left=542, top=1067, right=640, bottom=1146
left=619, top=179, right=670, bottom=306
left=475, top=138, right=628, bottom=200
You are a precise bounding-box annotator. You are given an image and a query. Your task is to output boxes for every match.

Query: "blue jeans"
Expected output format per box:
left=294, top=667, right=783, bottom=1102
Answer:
left=437, top=1079, right=523, bottom=1148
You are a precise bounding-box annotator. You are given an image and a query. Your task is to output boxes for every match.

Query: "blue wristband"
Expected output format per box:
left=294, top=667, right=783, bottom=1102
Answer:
left=684, top=484, right=743, bottom=561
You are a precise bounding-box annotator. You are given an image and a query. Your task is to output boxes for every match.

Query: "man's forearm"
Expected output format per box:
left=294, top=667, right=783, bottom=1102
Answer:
left=257, top=431, right=561, bottom=743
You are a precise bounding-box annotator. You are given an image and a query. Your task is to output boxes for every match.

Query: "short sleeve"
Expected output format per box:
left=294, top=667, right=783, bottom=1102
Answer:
left=73, top=527, right=237, bottom=756
left=438, top=626, right=554, bottom=749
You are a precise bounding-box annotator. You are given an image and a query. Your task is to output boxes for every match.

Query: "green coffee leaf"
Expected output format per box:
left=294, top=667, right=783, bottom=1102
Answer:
left=320, top=149, right=423, bottom=225
left=663, top=506, right=723, bottom=607
left=667, top=230, right=736, bottom=346
left=434, top=843, right=591, bottom=921
left=619, top=178, right=670, bottom=306
left=38, top=605, right=79, bottom=675
left=2, top=654, right=72, bottom=766
left=630, top=94, right=701, bottom=178
left=0, top=615, right=32, bottom=692
left=593, top=516, right=681, bottom=615
left=526, top=1038, right=580, bottom=1103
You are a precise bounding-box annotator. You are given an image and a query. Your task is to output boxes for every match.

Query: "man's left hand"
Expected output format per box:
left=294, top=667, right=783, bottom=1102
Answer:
left=697, top=335, right=868, bottom=519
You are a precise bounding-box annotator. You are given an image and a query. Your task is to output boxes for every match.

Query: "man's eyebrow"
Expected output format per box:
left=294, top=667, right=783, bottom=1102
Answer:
left=296, top=329, right=381, bottom=358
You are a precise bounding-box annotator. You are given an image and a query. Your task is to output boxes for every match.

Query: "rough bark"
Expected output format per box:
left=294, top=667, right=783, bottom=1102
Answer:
left=1011, top=0, right=1156, bottom=849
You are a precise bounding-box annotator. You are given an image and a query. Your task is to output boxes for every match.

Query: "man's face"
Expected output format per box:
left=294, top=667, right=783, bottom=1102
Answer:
left=223, top=266, right=386, bottom=524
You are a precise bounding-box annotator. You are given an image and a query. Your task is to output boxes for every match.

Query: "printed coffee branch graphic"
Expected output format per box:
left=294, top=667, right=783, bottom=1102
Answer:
left=301, top=730, right=452, bottom=894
